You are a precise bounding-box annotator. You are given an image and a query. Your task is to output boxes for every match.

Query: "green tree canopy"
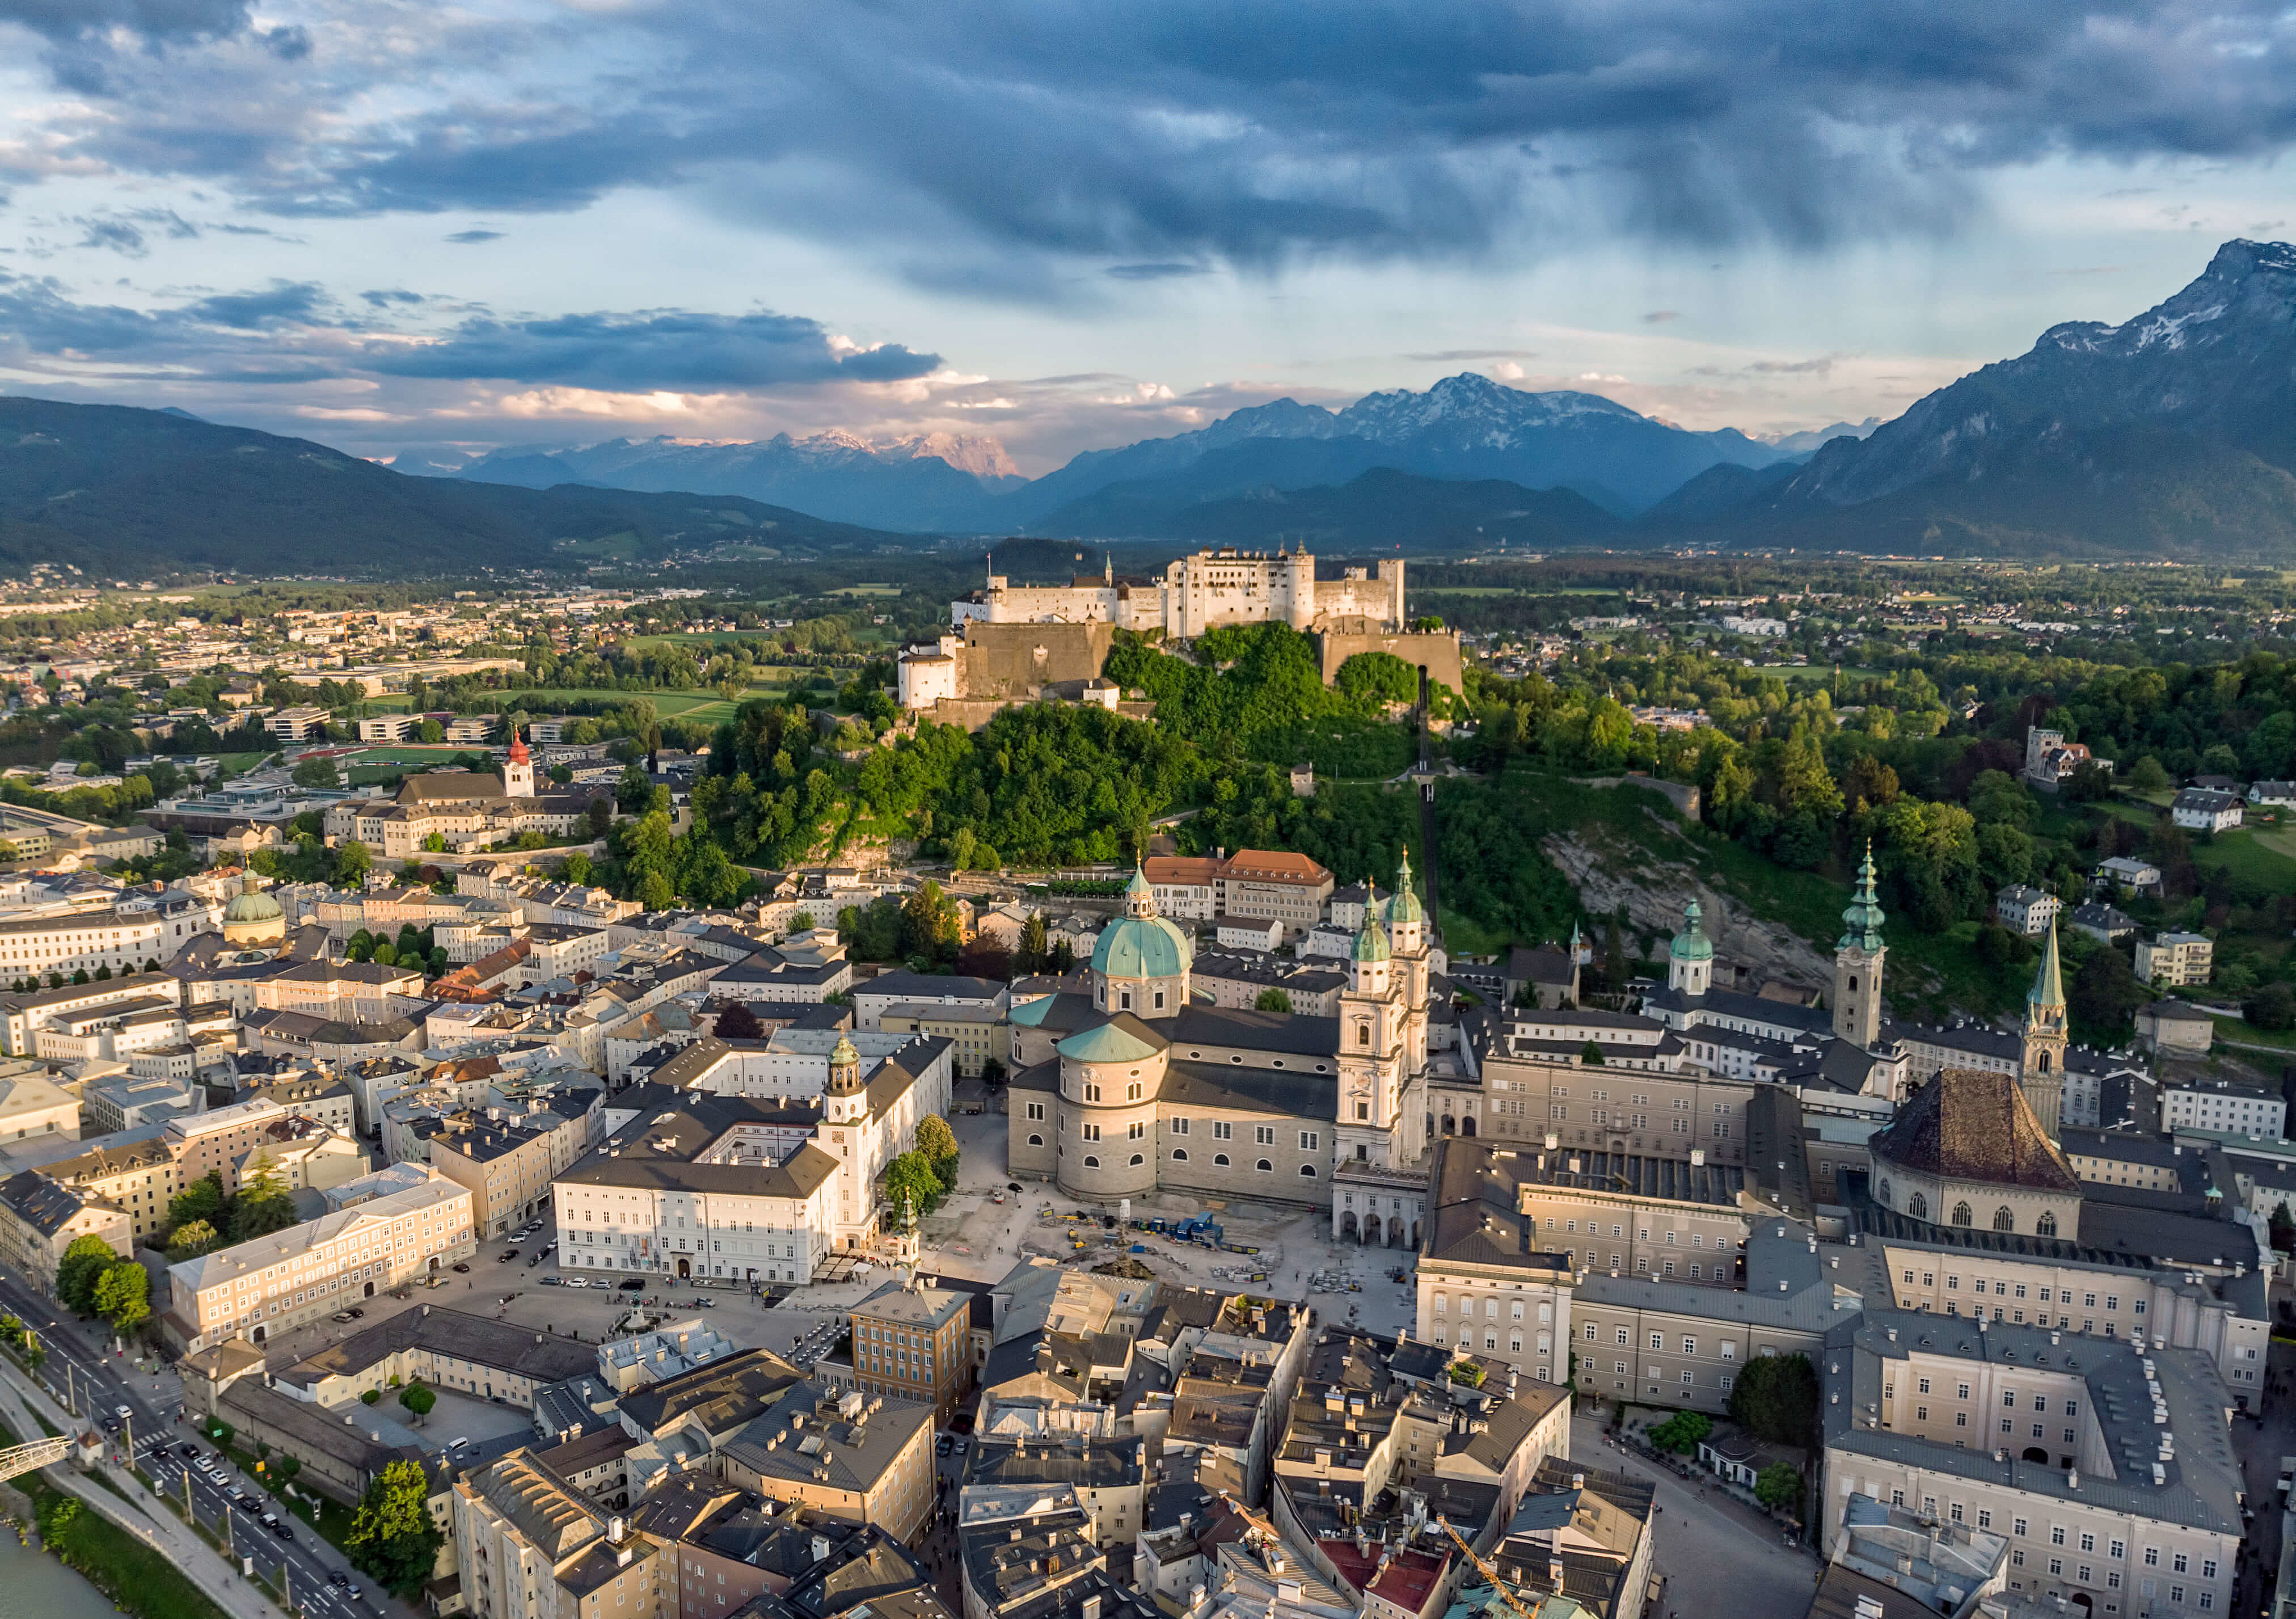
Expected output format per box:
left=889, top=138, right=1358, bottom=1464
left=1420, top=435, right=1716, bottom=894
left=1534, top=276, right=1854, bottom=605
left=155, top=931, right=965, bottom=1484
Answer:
left=1754, top=1461, right=1804, bottom=1516
left=1647, top=1411, right=1712, bottom=1454
left=166, top=1220, right=222, bottom=1263
left=230, top=1157, right=298, bottom=1242
left=168, top=1171, right=225, bottom=1230
left=882, top=1150, right=946, bottom=1217
left=1728, top=1352, right=1820, bottom=1447
left=1253, top=987, right=1294, bottom=1014
left=398, top=1382, right=436, bottom=1418
left=55, top=1234, right=118, bottom=1314
left=346, top=1458, right=446, bottom=1597
left=291, top=754, right=341, bottom=790
left=91, top=1260, right=149, bottom=1333
left=914, top=1115, right=960, bottom=1182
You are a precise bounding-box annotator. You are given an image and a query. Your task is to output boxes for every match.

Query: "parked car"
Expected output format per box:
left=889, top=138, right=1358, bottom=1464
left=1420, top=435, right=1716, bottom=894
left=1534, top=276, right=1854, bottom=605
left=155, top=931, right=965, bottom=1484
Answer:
left=345, top=1307, right=364, bottom=1319
left=331, top=1311, right=356, bottom=1323
left=539, top=1275, right=560, bottom=1286
left=497, top=1250, right=518, bottom=1262
left=618, top=1278, right=645, bottom=1291
left=451, top=1262, right=470, bottom=1273
left=115, top=1405, right=131, bottom=1419
left=273, top=1524, right=294, bottom=1542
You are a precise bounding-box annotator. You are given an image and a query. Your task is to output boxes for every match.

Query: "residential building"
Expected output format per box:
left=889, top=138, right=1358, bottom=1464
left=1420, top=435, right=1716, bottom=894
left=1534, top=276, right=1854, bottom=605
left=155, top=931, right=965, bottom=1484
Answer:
left=451, top=1451, right=670, bottom=1619
left=874, top=1002, right=1007, bottom=1080
left=1820, top=1309, right=2243, bottom=1619
left=849, top=973, right=1010, bottom=1033
left=428, top=1107, right=596, bottom=1237
left=2171, top=789, right=2243, bottom=833
left=0, top=1065, right=84, bottom=1142
left=2248, top=779, right=2296, bottom=808
left=1415, top=1138, right=1576, bottom=1389
left=164, top=1173, right=476, bottom=1350
left=165, top=1096, right=295, bottom=1194
left=1492, top=1460, right=1656, bottom=1619
left=2162, top=1078, right=2284, bottom=1140
left=1141, top=849, right=1335, bottom=941
left=849, top=1276, right=973, bottom=1424
left=263, top=706, right=330, bottom=742
left=40, top=1135, right=181, bottom=1244
left=2135, top=1001, right=2214, bottom=1057
left=2092, top=857, right=2162, bottom=896
left=716, top=1380, right=937, bottom=1543
left=2134, top=933, right=2213, bottom=989
left=0, top=1170, right=129, bottom=1284
left=1994, top=886, right=2060, bottom=937
left=2065, top=904, right=2135, bottom=945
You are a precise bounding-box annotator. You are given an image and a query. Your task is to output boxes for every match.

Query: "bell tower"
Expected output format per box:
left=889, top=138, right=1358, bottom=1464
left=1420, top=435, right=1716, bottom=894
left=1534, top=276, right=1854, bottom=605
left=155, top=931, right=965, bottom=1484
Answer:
left=2020, top=918, right=2069, bottom=1141
left=1667, top=899, right=1713, bottom=998
left=1833, top=842, right=1886, bottom=1048
left=1336, top=917, right=1402, bottom=1167
left=825, top=1034, right=868, bottom=1124
left=503, top=730, right=535, bottom=799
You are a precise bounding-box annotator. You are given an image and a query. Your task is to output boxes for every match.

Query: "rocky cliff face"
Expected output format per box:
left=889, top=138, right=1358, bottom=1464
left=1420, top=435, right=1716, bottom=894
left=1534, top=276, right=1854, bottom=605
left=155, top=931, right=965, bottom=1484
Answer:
left=1540, top=830, right=1833, bottom=990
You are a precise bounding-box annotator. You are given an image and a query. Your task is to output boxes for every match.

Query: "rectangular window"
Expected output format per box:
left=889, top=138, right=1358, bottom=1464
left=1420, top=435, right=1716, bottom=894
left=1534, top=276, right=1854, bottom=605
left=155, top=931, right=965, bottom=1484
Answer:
left=1171, top=1118, right=1189, bottom=1135
left=1299, top=1131, right=1319, bottom=1151
left=1212, top=1122, right=1232, bottom=1140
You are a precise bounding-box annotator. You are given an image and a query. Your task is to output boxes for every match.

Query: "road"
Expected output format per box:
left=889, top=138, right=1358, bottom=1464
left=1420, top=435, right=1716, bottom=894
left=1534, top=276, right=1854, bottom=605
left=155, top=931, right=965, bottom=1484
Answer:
left=0, top=1266, right=381, bottom=1617
left=1569, top=1413, right=1820, bottom=1619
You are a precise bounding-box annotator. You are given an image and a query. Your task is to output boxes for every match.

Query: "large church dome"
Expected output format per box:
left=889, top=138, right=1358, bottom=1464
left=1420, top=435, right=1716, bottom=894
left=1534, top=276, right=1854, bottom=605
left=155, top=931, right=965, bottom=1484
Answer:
left=1092, top=867, right=1193, bottom=980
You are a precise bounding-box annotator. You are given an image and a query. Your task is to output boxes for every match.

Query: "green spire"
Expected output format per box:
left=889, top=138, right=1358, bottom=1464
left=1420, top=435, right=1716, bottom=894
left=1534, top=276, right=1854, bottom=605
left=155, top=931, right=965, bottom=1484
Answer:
left=1838, top=840, right=1886, bottom=952
left=1668, top=897, right=1712, bottom=963
left=2028, top=915, right=2065, bottom=1010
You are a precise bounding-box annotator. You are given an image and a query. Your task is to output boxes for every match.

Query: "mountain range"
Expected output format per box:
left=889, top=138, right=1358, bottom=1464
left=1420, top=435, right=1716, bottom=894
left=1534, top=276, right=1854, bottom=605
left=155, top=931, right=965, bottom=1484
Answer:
left=0, top=398, right=902, bottom=578
left=451, top=429, right=1025, bottom=532
left=452, top=373, right=1814, bottom=534
left=9, top=238, right=2296, bottom=571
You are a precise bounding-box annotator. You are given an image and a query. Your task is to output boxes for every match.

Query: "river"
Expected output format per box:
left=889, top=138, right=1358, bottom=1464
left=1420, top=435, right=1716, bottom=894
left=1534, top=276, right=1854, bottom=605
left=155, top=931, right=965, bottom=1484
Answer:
left=0, top=1515, right=132, bottom=1619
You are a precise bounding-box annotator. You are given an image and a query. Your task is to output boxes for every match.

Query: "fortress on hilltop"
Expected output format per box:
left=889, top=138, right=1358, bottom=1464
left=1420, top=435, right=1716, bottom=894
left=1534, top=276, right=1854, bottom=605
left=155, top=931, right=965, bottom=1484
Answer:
left=901, top=546, right=1462, bottom=724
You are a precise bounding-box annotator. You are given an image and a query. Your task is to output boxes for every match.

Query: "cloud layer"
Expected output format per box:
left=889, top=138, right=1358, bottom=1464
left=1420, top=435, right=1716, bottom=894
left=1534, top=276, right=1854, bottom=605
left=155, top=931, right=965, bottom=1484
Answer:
left=10, top=0, right=2296, bottom=279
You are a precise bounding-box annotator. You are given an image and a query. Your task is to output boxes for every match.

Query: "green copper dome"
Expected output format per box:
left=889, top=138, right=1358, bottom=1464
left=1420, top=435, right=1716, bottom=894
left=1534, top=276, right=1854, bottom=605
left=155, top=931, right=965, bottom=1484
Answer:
left=1385, top=851, right=1425, bottom=927
left=1092, top=912, right=1192, bottom=979
left=1058, top=1019, right=1166, bottom=1064
left=1838, top=841, right=1886, bottom=952
left=223, top=890, right=282, bottom=923
left=1668, top=898, right=1713, bottom=963
left=1353, top=918, right=1392, bottom=963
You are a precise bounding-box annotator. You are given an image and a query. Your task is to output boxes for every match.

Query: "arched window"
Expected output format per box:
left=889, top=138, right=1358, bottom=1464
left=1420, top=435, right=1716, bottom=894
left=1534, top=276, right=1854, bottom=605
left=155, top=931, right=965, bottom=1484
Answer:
left=1299, top=1165, right=1317, bottom=1177
left=2037, top=1051, right=2051, bottom=1073
left=2035, top=1212, right=2057, bottom=1237
left=1907, top=1192, right=1927, bottom=1219
left=1129, top=1154, right=1144, bottom=1166
left=1256, top=1159, right=1273, bottom=1172
left=1357, top=1024, right=1370, bottom=1046
left=1214, top=1153, right=1230, bottom=1167
left=1993, top=1206, right=2015, bottom=1232
left=1083, top=1156, right=1099, bottom=1168
left=1171, top=1149, right=1189, bottom=1162
left=1027, top=1134, right=1043, bottom=1147
left=1952, top=1201, right=1973, bottom=1226
left=1848, top=975, right=1858, bottom=992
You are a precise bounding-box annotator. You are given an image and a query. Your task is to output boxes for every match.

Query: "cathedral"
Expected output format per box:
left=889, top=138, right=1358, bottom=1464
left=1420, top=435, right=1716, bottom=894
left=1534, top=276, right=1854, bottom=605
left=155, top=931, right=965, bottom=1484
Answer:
left=1006, top=857, right=1451, bottom=1243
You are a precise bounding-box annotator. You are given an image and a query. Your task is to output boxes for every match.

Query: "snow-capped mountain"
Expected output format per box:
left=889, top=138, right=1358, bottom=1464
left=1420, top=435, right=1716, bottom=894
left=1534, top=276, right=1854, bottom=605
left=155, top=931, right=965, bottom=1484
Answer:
left=1785, top=240, right=2296, bottom=513
left=1010, top=372, right=1796, bottom=530
left=457, top=428, right=1023, bottom=530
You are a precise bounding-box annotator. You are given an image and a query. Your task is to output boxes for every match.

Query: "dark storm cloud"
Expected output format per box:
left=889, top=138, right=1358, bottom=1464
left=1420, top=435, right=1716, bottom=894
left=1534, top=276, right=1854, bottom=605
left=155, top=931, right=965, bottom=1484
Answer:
left=362, top=309, right=940, bottom=388
left=0, top=0, right=247, bottom=41
left=183, top=280, right=324, bottom=327
left=0, top=275, right=939, bottom=396
left=15, top=1, right=2296, bottom=282
left=444, top=230, right=503, bottom=243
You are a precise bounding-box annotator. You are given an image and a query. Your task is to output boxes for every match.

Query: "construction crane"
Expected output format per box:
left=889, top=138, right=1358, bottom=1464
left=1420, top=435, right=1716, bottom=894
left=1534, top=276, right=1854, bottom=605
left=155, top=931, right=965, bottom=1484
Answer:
left=1433, top=1515, right=1554, bottom=1619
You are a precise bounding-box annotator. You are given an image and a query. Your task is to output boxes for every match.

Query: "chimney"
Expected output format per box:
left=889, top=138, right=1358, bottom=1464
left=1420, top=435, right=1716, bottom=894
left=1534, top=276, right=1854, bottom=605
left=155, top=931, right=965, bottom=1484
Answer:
left=1082, top=1597, right=1104, bottom=1619
left=811, top=1534, right=831, bottom=1563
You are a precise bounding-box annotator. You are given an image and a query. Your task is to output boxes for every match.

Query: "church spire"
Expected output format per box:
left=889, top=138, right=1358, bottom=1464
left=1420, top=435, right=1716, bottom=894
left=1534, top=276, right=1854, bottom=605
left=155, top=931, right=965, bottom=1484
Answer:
left=2028, top=913, right=2066, bottom=1013
left=1838, top=840, right=1885, bottom=952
